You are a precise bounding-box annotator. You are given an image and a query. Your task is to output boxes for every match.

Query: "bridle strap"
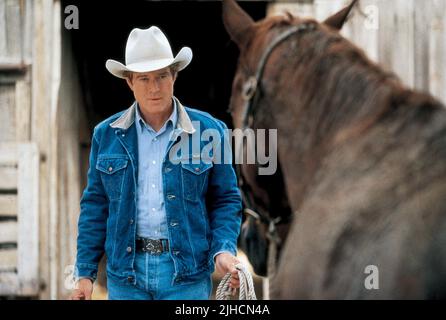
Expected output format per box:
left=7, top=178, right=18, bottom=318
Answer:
left=236, top=22, right=316, bottom=273
left=237, top=23, right=316, bottom=226
left=240, top=22, right=316, bottom=129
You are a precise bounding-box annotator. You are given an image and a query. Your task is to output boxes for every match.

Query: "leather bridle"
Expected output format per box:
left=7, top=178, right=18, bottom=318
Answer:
left=235, top=22, right=316, bottom=242
left=239, top=22, right=317, bottom=129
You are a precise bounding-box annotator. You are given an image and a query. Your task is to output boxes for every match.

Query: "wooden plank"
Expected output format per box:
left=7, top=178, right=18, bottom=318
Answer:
left=0, top=0, right=6, bottom=58
left=0, top=194, right=17, bottom=216
left=5, top=0, right=22, bottom=59
left=49, top=1, right=62, bottom=299
left=32, top=0, right=51, bottom=299
left=22, top=0, right=33, bottom=65
left=414, top=0, right=431, bottom=93
left=342, top=0, right=379, bottom=63
left=0, top=61, right=27, bottom=71
left=314, top=0, right=346, bottom=22
left=0, top=272, right=19, bottom=296
left=0, top=166, right=17, bottom=190
left=379, top=0, right=415, bottom=88
left=0, top=142, right=18, bottom=164
left=16, top=143, right=39, bottom=295
left=0, top=249, right=17, bottom=271
left=0, top=221, right=17, bottom=243
left=377, top=0, right=395, bottom=74
left=0, top=83, right=17, bottom=142
left=15, top=79, right=31, bottom=141
left=429, top=0, right=446, bottom=104
left=395, top=0, right=415, bottom=88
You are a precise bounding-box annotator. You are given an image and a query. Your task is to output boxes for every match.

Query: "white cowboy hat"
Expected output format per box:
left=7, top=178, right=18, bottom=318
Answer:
left=106, top=26, right=192, bottom=79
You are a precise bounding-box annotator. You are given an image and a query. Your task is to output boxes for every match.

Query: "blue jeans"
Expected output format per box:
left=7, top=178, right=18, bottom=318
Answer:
left=107, top=251, right=213, bottom=300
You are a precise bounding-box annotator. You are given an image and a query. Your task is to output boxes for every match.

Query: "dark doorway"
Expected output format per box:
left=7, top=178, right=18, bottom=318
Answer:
left=65, top=0, right=267, bottom=130
left=63, top=0, right=268, bottom=296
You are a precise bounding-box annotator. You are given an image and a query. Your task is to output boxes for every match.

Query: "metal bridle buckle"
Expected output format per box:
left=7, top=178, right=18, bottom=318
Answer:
left=242, top=76, right=258, bottom=101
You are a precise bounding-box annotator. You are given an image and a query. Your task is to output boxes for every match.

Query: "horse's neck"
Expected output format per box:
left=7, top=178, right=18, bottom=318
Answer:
left=262, top=94, right=372, bottom=212
left=252, top=101, right=323, bottom=213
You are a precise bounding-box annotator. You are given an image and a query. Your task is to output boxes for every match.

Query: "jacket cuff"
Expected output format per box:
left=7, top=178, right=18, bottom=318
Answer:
left=74, top=262, right=99, bottom=282
left=213, top=250, right=233, bottom=262
left=209, top=241, right=237, bottom=267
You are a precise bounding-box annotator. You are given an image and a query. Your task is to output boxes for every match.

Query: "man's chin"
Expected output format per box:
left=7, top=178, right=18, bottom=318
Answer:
left=140, top=100, right=170, bottom=113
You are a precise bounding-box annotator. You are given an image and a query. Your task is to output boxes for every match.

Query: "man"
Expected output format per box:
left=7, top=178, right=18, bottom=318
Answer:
left=71, top=26, right=242, bottom=300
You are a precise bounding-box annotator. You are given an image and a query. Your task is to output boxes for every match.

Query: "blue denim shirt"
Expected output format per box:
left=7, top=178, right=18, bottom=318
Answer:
left=75, top=97, right=242, bottom=285
left=135, top=100, right=177, bottom=239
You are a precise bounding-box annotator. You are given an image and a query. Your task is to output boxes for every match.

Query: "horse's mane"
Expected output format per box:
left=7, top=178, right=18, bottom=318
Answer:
left=254, top=15, right=444, bottom=148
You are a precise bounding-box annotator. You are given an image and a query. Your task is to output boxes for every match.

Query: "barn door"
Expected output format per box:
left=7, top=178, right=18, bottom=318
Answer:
left=0, top=0, right=35, bottom=296
left=0, top=143, right=39, bottom=296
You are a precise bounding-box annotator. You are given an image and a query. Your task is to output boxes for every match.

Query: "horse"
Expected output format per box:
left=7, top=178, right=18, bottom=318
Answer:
left=223, top=0, right=446, bottom=299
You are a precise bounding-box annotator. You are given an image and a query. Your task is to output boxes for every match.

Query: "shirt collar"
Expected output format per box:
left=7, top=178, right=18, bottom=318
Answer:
left=135, top=98, right=178, bottom=135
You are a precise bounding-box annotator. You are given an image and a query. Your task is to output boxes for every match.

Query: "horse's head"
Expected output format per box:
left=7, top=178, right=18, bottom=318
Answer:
left=222, top=0, right=358, bottom=276
left=223, top=0, right=358, bottom=130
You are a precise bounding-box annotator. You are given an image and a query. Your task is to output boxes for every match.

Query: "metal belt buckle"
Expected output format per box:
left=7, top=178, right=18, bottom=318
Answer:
left=146, top=239, right=162, bottom=255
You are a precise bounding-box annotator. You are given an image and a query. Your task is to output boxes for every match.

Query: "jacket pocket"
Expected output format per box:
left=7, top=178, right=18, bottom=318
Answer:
left=180, top=157, right=213, bottom=202
left=96, top=155, right=129, bottom=201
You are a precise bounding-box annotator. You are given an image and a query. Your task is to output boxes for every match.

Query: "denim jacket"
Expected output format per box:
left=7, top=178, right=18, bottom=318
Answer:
left=75, top=97, right=242, bottom=285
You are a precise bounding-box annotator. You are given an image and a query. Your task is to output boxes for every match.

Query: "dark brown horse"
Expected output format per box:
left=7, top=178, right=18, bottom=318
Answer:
left=223, top=0, right=446, bottom=299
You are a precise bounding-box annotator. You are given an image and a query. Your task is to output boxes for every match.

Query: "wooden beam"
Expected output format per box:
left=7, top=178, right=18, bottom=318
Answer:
left=0, top=221, right=17, bottom=243
left=0, top=195, right=17, bottom=216
left=0, top=166, right=17, bottom=190
left=0, top=249, right=17, bottom=271
left=0, top=143, right=18, bottom=164
left=0, top=272, right=20, bottom=296
left=429, top=0, right=446, bottom=103
left=15, top=79, right=31, bottom=141
left=16, top=143, right=39, bottom=295
left=0, top=62, right=28, bottom=72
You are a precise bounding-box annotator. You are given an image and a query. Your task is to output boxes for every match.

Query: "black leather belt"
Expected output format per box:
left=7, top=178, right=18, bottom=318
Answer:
left=136, top=238, right=169, bottom=254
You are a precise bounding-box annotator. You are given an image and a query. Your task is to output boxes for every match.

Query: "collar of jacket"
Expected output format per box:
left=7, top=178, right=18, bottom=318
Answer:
left=109, top=96, right=196, bottom=134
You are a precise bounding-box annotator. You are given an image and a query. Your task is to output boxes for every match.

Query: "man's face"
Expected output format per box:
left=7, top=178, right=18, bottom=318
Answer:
left=126, top=67, right=176, bottom=115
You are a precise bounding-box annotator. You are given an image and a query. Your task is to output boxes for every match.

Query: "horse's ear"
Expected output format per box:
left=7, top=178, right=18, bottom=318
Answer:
left=323, top=0, right=358, bottom=30
left=222, top=0, right=255, bottom=48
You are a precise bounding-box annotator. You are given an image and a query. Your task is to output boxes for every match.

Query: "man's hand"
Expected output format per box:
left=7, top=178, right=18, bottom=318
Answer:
left=70, top=278, right=93, bottom=300
left=215, top=252, right=240, bottom=289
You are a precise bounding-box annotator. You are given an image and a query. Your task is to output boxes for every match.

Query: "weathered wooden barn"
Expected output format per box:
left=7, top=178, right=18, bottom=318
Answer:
left=0, top=0, right=445, bottom=299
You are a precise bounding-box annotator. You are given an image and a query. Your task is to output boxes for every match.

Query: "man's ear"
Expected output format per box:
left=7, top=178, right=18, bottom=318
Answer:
left=125, top=75, right=134, bottom=90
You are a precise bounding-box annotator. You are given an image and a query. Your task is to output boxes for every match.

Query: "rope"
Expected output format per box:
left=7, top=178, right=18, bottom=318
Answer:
left=216, top=263, right=257, bottom=300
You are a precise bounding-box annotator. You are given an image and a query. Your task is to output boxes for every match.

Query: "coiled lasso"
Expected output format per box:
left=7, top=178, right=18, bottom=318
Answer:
left=216, top=263, right=257, bottom=300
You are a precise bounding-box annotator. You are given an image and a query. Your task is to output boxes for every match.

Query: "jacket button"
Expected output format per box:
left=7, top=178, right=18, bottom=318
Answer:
left=108, top=167, right=113, bottom=172
left=194, top=167, right=200, bottom=172
left=129, top=219, right=134, bottom=225
left=127, top=276, right=133, bottom=282
left=126, top=246, right=132, bottom=253
left=167, top=194, right=176, bottom=200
